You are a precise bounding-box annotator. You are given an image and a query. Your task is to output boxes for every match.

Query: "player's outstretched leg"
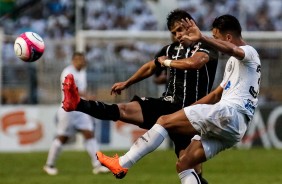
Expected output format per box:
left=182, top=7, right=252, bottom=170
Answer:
left=96, top=151, right=128, bottom=179
left=62, top=74, right=80, bottom=111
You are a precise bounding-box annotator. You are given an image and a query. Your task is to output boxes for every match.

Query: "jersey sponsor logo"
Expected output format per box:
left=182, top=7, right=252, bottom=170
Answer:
left=171, top=44, right=183, bottom=60
left=244, top=99, right=255, bottom=115
left=191, top=42, right=201, bottom=56
left=163, top=96, right=174, bottom=102
left=224, top=81, right=231, bottom=90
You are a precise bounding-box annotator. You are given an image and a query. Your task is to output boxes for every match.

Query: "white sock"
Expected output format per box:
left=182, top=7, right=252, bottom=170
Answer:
left=119, top=124, right=168, bottom=168
left=85, top=138, right=100, bottom=168
left=179, top=169, right=201, bottom=184
left=46, top=138, right=62, bottom=167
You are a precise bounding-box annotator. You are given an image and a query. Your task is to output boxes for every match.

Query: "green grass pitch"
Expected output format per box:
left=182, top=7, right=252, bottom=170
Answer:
left=1, top=148, right=282, bottom=184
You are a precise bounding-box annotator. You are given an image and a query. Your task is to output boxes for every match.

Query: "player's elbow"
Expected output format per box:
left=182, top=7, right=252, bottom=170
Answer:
left=213, top=94, right=221, bottom=103
left=192, top=63, right=204, bottom=70
left=211, top=90, right=222, bottom=103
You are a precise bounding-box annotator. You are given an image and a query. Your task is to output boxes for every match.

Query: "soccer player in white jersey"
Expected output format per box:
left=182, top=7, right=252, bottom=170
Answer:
left=97, top=14, right=261, bottom=184
left=43, top=52, right=108, bottom=175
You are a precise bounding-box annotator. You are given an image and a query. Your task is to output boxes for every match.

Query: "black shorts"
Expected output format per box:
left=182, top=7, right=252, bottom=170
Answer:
left=131, top=95, right=192, bottom=157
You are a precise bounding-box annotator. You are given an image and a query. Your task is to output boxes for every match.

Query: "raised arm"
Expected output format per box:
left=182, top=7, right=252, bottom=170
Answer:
left=200, top=35, right=245, bottom=60
left=182, top=18, right=245, bottom=60
left=111, top=60, right=156, bottom=95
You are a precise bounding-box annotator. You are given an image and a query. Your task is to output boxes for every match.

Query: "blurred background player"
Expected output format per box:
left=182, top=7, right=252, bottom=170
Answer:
left=62, top=9, right=218, bottom=183
left=43, top=52, right=108, bottom=175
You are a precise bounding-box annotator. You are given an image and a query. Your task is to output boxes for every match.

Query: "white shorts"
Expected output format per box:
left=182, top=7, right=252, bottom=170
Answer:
left=56, top=107, right=95, bottom=137
left=184, top=101, right=248, bottom=160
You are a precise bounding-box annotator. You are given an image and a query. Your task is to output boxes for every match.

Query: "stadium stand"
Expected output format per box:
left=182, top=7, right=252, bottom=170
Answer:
left=0, top=0, right=282, bottom=104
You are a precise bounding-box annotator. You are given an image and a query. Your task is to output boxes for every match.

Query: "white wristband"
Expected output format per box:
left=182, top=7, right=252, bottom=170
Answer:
left=163, top=59, right=172, bottom=67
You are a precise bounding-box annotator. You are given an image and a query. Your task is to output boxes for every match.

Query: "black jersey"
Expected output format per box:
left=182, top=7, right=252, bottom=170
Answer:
left=155, top=41, right=219, bottom=107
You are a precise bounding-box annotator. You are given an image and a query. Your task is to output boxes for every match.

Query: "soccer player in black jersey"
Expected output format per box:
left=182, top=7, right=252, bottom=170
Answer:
left=62, top=9, right=218, bottom=183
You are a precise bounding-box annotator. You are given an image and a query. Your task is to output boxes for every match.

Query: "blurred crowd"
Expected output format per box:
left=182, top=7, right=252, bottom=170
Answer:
left=0, top=0, right=281, bottom=38
left=0, top=0, right=282, bottom=104
left=1, top=0, right=281, bottom=65
left=1, top=0, right=281, bottom=62
left=179, top=0, right=282, bottom=31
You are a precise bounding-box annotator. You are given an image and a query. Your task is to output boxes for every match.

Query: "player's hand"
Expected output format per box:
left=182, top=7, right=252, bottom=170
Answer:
left=181, top=18, right=202, bottom=42
left=157, top=56, right=168, bottom=67
left=111, top=81, right=127, bottom=95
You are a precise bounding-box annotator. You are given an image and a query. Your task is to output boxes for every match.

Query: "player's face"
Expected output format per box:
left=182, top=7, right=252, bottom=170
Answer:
left=170, top=21, right=192, bottom=45
left=73, top=55, right=86, bottom=70
left=212, top=28, right=224, bottom=40
left=212, top=28, right=231, bottom=42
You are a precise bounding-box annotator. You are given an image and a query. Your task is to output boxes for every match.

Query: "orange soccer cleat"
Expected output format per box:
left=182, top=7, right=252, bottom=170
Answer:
left=62, top=74, right=80, bottom=111
left=96, top=151, right=128, bottom=179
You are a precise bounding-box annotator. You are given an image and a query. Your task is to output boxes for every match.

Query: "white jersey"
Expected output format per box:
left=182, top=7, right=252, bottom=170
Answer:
left=185, top=45, right=261, bottom=159
left=57, top=65, right=94, bottom=136
left=220, top=45, right=261, bottom=120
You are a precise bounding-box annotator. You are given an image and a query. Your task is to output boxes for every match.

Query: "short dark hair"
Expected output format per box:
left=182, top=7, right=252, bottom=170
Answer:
left=212, top=14, right=242, bottom=37
left=72, top=52, right=84, bottom=59
left=166, top=9, right=194, bottom=31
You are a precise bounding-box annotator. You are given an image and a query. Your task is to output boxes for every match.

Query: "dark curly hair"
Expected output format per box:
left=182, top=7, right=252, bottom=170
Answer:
left=166, top=9, right=194, bottom=31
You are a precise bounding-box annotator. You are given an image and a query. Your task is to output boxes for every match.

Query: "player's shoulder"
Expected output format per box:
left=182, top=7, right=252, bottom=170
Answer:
left=61, top=65, right=76, bottom=78
left=62, top=65, right=75, bottom=73
left=160, top=42, right=178, bottom=50
left=240, top=45, right=258, bottom=54
left=170, top=41, right=180, bottom=46
left=239, top=45, right=260, bottom=63
left=155, top=42, right=178, bottom=57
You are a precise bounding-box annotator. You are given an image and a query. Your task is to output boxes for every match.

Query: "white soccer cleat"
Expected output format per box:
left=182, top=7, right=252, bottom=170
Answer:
left=93, top=165, right=110, bottom=174
left=43, top=165, right=58, bottom=175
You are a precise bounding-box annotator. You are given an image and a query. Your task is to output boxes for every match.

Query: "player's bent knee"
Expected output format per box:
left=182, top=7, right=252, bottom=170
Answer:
left=118, top=102, right=141, bottom=120
left=157, top=115, right=172, bottom=128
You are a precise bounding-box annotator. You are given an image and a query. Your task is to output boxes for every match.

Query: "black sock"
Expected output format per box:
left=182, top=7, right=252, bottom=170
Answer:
left=197, top=173, right=202, bottom=178
left=197, top=173, right=208, bottom=184
left=76, top=99, right=120, bottom=121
